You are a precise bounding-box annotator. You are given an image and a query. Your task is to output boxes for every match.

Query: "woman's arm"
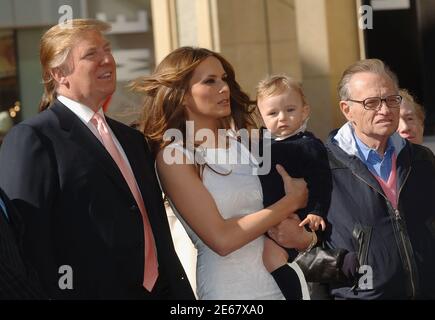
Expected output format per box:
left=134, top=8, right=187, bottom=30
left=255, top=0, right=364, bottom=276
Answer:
left=156, top=150, right=307, bottom=256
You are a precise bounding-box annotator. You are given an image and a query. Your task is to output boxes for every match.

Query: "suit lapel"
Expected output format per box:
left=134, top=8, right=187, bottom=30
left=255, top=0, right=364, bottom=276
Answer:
left=106, top=118, right=151, bottom=203
left=107, top=118, right=165, bottom=231
left=50, top=100, right=134, bottom=203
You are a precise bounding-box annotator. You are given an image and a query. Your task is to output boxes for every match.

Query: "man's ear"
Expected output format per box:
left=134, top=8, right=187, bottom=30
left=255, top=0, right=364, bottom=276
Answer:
left=340, top=100, right=352, bottom=121
left=51, top=68, right=68, bottom=86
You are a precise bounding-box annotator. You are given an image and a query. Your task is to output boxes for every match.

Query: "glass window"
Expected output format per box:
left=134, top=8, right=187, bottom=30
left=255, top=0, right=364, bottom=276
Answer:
left=0, top=30, right=20, bottom=142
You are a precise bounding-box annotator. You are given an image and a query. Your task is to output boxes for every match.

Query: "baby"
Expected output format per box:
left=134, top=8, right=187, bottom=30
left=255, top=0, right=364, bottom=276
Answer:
left=256, top=76, right=363, bottom=299
left=256, top=75, right=334, bottom=299
left=257, top=75, right=331, bottom=237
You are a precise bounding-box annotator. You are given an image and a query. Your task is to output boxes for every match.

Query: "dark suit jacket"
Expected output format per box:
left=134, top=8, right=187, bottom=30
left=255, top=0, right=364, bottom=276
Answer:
left=0, top=99, right=194, bottom=299
left=0, top=188, right=45, bottom=299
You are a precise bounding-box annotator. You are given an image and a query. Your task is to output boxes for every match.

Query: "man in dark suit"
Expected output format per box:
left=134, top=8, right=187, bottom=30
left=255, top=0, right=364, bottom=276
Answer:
left=0, top=188, right=45, bottom=299
left=0, top=19, right=194, bottom=299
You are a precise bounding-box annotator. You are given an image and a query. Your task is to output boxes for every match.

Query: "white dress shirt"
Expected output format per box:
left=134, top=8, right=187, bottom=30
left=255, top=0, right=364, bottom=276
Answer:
left=57, top=95, right=136, bottom=178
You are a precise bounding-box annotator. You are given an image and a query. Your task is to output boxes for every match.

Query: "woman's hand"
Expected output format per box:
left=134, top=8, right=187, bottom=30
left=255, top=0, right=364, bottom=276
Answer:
left=263, top=238, right=289, bottom=273
left=276, top=164, right=308, bottom=210
left=267, top=214, right=314, bottom=251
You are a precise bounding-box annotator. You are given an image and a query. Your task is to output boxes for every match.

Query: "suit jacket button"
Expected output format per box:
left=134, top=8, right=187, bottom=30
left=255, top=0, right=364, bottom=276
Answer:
left=130, top=204, right=138, bottom=212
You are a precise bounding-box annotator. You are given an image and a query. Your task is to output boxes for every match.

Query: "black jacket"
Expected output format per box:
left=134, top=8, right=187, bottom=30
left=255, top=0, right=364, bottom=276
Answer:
left=0, top=188, right=45, bottom=299
left=325, top=127, right=435, bottom=299
left=0, top=100, right=194, bottom=299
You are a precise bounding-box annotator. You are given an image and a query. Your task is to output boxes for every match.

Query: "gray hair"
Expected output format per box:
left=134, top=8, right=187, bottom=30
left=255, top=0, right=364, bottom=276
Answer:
left=338, top=59, right=399, bottom=100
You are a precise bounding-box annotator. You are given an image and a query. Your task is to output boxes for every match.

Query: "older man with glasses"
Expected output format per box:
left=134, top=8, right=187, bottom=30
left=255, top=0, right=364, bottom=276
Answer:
left=324, top=59, right=435, bottom=299
left=273, top=59, right=435, bottom=299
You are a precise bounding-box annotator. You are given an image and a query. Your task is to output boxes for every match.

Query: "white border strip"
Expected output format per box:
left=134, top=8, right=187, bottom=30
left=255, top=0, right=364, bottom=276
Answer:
left=370, top=0, right=410, bottom=11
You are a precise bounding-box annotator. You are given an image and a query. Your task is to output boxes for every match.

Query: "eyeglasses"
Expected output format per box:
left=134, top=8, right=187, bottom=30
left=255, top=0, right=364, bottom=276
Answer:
left=347, top=95, right=402, bottom=110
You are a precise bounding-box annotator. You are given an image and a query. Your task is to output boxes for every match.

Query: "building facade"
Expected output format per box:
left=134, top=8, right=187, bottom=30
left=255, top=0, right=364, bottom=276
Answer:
left=0, top=0, right=434, bottom=147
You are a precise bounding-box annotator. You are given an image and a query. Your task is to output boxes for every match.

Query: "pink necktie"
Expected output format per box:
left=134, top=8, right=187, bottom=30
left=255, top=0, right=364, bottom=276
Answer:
left=91, top=112, right=158, bottom=291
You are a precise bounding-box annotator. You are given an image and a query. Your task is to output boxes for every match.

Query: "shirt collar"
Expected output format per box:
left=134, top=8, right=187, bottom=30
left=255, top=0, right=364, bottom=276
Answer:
left=58, top=95, right=105, bottom=124
left=333, top=122, right=406, bottom=159
left=273, top=118, right=309, bottom=141
left=353, top=130, right=395, bottom=164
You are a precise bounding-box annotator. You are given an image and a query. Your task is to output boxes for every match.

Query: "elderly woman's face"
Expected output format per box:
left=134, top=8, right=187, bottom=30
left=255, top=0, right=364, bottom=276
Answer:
left=397, top=99, right=424, bottom=144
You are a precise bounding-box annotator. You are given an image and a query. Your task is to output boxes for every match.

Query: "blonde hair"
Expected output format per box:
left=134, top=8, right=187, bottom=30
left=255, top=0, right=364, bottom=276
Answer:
left=39, top=19, right=111, bottom=111
left=130, top=47, right=257, bottom=156
left=338, top=59, right=399, bottom=100
left=399, top=88, right=425, bottom=123
left=256, top=74, right=308, bottom=106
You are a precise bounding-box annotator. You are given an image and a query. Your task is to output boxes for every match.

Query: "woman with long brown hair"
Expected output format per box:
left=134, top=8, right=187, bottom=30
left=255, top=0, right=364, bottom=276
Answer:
left=132, top=47, right=312, bottom=299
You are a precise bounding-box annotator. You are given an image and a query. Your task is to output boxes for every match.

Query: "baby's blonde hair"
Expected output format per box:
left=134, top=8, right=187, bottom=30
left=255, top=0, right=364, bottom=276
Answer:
left=256, top=74, right=308, bottom=106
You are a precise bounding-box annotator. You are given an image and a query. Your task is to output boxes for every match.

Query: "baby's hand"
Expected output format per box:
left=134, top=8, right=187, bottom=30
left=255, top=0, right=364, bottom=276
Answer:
left=299, top=214, right=326, bottom=231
